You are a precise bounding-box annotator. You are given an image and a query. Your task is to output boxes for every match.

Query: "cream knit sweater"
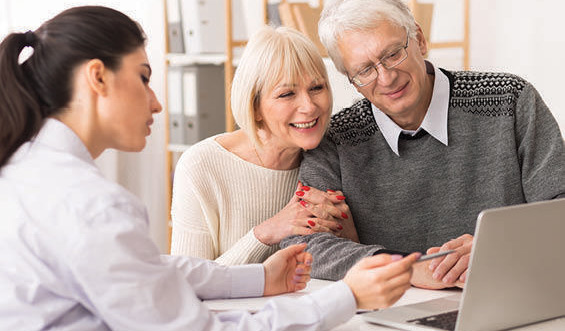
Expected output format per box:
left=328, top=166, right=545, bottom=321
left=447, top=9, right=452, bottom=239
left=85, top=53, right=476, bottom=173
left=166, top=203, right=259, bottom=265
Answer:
left=170, top=134, right=299, bottom=265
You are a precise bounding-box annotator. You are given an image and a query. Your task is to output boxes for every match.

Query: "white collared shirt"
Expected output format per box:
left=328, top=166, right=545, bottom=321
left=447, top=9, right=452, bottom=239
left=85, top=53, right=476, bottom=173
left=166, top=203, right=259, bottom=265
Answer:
left=372, top=62, right=450, bottom=156
left=0, top=119, right=356, bottom=330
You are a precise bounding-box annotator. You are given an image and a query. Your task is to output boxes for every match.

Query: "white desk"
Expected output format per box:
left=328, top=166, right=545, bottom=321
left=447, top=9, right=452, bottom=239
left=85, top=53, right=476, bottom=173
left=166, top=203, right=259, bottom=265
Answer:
left=204, top=279, right=565, bottom=330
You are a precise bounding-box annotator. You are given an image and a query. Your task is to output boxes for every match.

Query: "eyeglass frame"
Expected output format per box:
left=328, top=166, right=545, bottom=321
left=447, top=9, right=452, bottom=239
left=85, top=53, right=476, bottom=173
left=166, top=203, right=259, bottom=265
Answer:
left=348, top=29, right=410, bottom=87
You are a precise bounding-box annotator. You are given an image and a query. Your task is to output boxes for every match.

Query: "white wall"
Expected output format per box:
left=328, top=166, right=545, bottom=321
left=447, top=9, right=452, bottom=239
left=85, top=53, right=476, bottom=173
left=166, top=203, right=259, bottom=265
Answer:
left=469, top=0, right=565, bottom=136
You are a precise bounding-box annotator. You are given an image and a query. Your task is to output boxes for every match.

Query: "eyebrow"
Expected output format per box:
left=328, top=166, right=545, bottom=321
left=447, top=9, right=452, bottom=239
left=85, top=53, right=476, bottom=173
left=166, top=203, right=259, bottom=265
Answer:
left=353, top=38, right=406, bottom=73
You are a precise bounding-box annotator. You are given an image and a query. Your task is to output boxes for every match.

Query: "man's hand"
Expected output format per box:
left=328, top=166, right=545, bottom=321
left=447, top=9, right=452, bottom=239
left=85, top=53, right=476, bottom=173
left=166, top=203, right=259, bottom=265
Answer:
left=263, top=243, right=312, bottom=296
left=344, top=253, right=420, bottom=310
left=412, top=234, right=473, bottom=289
left=410, top=252, right=465, bottom=289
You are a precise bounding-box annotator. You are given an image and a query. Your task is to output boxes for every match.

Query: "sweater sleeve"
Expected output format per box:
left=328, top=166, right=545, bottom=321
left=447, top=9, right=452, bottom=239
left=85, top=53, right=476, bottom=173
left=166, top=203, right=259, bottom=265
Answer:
left=170, top=149, right=217, bottom=259
left=281, top=233, right=382, bottom=281
left=289, top=134, right=384, bottom=281
left=514, top=83, right=565, bottom=201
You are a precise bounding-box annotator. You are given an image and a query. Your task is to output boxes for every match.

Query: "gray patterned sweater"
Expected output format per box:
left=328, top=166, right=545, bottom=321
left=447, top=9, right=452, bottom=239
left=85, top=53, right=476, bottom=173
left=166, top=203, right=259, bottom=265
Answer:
left=281, top=69, right=565, bottom=280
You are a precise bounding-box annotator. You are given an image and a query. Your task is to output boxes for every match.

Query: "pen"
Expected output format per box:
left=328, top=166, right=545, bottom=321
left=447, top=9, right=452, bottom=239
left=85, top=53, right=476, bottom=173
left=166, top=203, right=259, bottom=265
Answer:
left=416, top=250, right=456, bottom=263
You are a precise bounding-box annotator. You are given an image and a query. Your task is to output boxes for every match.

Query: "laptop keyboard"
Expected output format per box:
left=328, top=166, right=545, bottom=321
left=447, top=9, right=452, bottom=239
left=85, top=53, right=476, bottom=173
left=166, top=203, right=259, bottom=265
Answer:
left=407, top=310, right=459, bottom=330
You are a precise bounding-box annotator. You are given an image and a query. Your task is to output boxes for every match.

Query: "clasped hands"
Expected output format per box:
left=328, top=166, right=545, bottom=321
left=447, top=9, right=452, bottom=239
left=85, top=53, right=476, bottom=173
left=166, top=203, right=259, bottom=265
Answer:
left=253, top=182, right=359, bottom=245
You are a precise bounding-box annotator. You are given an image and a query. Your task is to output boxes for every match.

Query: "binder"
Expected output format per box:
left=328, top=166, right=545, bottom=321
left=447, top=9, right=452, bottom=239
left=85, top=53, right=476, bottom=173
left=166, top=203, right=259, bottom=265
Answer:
left=181, top=65, right=226, bottom=145
left=179, top=0, right=248, bottom=54
left=166, top=0, right=184, bottom=53
left=167, top=67, right=185, bottom=144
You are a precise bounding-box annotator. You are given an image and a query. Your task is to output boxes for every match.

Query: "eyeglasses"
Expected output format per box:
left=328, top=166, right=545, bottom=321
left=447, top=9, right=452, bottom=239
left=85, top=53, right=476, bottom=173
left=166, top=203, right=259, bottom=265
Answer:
left=349, top=31, right=410, bottom=87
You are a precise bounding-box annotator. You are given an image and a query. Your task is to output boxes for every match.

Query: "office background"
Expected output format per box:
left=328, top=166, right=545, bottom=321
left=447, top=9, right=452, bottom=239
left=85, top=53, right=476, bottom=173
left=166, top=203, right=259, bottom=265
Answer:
left=2, top=0, right=564, bottom=253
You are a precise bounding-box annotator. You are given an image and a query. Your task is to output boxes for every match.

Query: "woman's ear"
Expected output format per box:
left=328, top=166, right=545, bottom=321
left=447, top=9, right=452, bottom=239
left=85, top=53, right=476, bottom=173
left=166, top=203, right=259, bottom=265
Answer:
left=84, top=59, right=108, bottom=96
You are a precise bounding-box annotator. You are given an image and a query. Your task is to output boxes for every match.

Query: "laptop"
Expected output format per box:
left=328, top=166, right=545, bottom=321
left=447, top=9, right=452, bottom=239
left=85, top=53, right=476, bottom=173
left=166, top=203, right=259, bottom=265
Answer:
left=363, top=198, right=565, bottom=331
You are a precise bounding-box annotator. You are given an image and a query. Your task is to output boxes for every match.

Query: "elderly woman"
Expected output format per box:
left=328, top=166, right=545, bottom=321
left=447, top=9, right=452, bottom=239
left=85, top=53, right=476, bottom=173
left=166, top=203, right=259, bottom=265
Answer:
left=171, top=26, right=358, bottom=264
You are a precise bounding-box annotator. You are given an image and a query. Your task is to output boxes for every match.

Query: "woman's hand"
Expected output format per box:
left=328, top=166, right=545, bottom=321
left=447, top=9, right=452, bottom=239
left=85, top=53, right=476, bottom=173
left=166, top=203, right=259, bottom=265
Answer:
left=263, top=243, right=313, bottom=296
left=254, top=182, right=345, bottom=245
left=296, top=184, right=359, bottom=242
left=343, top=253, right=420, bottom=310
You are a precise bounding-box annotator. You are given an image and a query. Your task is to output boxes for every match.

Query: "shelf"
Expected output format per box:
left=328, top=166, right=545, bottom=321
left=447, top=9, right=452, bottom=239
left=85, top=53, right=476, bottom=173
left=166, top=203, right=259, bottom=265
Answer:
left=166, top=53, right=226, bottom=66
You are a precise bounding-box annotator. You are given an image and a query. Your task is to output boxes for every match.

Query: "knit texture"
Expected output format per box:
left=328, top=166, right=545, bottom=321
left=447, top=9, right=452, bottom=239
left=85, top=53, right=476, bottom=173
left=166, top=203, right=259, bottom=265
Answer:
left=171, top=134, right=299, bottom=265
left=281, top=70, right=565, bottom=280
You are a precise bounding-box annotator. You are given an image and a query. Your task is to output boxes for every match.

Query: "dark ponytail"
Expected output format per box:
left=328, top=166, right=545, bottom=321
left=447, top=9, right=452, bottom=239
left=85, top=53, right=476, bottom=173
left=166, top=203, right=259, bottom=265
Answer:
left=0, top=6, right=146, bottom=168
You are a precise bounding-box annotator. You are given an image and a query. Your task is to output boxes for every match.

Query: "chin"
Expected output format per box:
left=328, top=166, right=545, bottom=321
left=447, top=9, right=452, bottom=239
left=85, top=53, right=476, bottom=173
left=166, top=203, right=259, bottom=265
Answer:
left=120, top=140, right=147, bottom=153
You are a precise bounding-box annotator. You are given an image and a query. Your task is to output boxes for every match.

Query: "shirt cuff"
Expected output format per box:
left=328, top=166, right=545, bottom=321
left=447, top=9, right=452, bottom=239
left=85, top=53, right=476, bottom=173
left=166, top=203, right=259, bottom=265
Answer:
left=229, top=263, right=264, bottom=298
left=309, top=280, right=357, bottom=329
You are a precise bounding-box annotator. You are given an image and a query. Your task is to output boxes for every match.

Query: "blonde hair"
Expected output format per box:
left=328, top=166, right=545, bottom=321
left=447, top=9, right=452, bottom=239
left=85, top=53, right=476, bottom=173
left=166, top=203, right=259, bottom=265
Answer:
left=231, top=25, right=331, bottom=149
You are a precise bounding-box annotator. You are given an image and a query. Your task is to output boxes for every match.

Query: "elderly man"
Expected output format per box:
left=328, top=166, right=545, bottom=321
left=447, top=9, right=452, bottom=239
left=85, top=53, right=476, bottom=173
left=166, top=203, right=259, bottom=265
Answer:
left=282, top=0, right=565, bottom=289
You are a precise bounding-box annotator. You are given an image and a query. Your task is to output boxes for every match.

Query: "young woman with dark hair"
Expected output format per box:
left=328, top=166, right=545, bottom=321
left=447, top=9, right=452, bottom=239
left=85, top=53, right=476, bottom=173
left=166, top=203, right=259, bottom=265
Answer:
left=0, top=6, right=419, bottom=330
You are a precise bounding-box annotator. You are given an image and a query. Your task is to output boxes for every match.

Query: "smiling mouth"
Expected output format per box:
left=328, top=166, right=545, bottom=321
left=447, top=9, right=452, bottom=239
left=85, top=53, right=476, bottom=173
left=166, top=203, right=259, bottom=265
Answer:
left=291, top=118, right=318, bottom=129
left=384, top=82, right=408, bottom=97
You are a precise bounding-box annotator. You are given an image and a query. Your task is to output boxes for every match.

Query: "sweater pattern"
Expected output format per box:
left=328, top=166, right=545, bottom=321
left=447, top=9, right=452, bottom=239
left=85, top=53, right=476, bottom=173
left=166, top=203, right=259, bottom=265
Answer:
left=328, top=71, right=527, bottom=146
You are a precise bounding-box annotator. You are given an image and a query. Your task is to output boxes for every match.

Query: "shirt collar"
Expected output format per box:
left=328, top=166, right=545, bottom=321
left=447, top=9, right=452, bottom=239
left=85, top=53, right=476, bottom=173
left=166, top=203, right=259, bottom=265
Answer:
left=371, top=61, right=450, bottom=156
left=32, top=118, right=95, bottom=165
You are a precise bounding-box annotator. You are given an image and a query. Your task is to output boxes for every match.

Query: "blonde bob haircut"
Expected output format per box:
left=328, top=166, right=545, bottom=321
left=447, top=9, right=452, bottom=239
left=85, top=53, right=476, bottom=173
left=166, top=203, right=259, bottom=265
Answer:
left=231, top=25, right=332, bottom=149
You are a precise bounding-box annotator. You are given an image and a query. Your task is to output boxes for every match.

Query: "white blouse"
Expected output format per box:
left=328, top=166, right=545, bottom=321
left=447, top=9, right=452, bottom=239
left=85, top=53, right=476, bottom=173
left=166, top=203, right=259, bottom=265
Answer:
left=0, top=119, right=356, bottom=330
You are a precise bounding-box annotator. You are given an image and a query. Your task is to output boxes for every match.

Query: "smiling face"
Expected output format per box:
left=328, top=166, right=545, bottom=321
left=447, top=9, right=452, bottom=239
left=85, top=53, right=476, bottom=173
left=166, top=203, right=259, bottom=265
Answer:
left=97, top=47, right=162, bottom=152
left=256, top=75, right=331, bottom=152
left=338, top=21, right=433, bottom=129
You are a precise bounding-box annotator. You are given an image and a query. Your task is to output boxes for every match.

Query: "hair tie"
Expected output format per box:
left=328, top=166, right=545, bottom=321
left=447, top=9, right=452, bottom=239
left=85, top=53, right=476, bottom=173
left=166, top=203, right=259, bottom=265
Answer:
left=24, top=30, right=37, bottom=47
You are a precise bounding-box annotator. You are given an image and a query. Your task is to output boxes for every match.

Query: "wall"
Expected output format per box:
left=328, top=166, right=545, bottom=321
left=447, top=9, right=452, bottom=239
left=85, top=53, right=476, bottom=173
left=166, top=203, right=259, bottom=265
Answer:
left=469, top=0, right=565, bottom=136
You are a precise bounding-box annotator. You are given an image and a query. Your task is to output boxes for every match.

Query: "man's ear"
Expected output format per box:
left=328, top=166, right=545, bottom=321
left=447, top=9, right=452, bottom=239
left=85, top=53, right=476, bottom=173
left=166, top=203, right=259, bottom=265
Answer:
left=84, top=59, right=108, bottom=97
left=414, top=23, right=429, bottom=57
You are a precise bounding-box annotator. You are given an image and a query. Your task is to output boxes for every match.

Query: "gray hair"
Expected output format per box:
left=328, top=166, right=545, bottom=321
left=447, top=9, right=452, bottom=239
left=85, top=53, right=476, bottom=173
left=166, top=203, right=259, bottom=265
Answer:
left=231, top=25, right=331, bottom=149
left=319, top=0, right=418, bottom=74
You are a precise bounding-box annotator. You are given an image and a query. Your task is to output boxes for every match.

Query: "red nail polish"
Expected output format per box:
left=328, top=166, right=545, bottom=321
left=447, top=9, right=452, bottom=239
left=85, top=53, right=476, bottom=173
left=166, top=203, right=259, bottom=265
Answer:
left=336, top=195, right=346, bottom=200
left=341, top=212, right=348, bottom=219
left=302, top=186, right=310, bottom=191
left=300, top=200, right=308, bottom=207
left=337, top=224, right=343, bottom=230
left=308, top=220, right=316, bottom=227
left=295, top=191, right=304, bottom=197
left=327, top=189, right=336, bottom=193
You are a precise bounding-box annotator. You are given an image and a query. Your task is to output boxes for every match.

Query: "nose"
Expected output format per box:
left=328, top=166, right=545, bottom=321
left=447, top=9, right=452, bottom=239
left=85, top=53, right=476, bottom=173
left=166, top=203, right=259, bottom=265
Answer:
left=375, top=64, right=397, bottom=87
left=150, top=89, right=162, bottom=114
left=297, top=92, right=316, bottom=113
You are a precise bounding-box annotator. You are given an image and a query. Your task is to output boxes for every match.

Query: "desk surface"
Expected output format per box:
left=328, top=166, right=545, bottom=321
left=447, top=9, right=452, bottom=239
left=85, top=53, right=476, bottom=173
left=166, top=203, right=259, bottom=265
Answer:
left=204, top=279, right=565, bottom=330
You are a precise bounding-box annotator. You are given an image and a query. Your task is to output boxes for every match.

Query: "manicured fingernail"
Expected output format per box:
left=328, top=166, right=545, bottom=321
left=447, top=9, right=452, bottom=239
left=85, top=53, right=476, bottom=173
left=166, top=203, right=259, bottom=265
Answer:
left=302, top=186, right=310, bottom=191
left=391, top=254, right=403, bottom=261
left=294, top=275, right=302, bottom=282
left=327, top=189, right=336, bottom=193
left=308, top=220, right=316, bottom=227
left=305, top=259, right=312, bottom=266
left=337, top=224, right=343, bottom=230
left=336, top=195, right=346, bottom=200
left=300, top=200, right=308, bottom=208
left=296, top=268, right=304, bottom=273
left=341, top=212, right=348, bottom=219
left=295, top=191, right=304, bottom=197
